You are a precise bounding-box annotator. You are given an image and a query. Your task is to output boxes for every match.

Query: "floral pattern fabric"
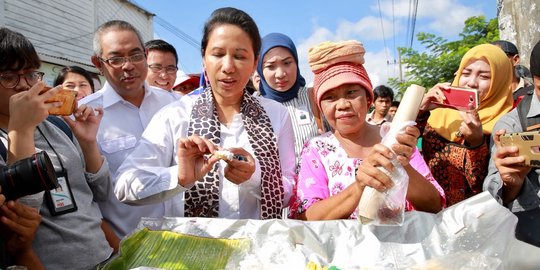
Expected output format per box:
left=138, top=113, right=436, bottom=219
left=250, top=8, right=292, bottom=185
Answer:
left=290, top=132, right=445, bottom=219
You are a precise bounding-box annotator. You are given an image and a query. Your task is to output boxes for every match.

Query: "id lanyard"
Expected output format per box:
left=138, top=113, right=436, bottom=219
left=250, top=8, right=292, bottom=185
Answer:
left=37, top=126, right=78, bottom=215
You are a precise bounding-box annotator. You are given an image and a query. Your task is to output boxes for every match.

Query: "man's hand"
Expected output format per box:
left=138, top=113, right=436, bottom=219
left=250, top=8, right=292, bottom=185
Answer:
left=492, top=129, right=532, bottom=203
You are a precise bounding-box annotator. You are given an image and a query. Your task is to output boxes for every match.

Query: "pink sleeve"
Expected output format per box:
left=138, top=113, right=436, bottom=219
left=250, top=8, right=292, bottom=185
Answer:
left=405, top=147, right=447, bottom=210
left=289, top=141, right=330, bottom=217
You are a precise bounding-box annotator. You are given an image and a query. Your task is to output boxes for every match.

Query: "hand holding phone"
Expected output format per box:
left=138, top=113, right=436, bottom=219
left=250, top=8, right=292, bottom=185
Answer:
left=432, top=86, right=479, bottom=111
left=500, top=131, right=540, bottom=167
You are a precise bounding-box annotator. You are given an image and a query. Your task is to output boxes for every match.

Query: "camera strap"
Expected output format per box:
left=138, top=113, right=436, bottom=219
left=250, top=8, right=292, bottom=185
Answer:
left=0, top=117, right=73, bottom=161
left=37, top=126, right=78, bottom=215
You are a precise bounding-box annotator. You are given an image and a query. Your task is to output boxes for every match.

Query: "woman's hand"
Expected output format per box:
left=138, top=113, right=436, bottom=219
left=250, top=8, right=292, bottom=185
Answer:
left=8, top=82, right=62, bottom=132
left=177, top=135, right=220, bottom=187
left=355, top=144, right=395, bottom=192
left=419, top=83, right=450, bottom=111
left=392, top=125, right=420, bottom=166
left=62, top=105, right=103, bottom=144
left=223, top=147, right=256, bottom=185
left=458, top=109, right=484, bottom=147
left=0, top=200, right=42, bottom=255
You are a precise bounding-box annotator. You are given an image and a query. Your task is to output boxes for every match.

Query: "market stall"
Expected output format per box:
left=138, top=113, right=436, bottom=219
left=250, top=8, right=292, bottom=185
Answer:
left=100, top=192, right=540, bottom=269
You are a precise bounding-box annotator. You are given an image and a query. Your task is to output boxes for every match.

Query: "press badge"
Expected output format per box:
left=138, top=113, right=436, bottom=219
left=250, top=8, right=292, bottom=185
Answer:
left=45, top=170, right=77, bottom=216
left=295, top=105, right=311, bottom=126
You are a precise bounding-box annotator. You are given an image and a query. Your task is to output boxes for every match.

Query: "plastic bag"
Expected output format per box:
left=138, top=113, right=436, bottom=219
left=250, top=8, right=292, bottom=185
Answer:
left=357, top=121, right=415, bottom=226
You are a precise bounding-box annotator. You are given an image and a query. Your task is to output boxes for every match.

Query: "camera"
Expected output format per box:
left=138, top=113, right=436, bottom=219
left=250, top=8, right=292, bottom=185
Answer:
left=0, top=151, right=59, bottom=201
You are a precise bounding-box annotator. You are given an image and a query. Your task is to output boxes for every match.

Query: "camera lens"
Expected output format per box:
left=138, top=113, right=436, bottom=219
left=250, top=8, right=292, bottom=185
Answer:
left=0, top=151, right=59, bottom=201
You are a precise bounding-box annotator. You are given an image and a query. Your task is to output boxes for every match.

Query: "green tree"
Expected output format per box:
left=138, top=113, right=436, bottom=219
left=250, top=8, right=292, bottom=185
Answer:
left=389, top=16, right=499, bottom=98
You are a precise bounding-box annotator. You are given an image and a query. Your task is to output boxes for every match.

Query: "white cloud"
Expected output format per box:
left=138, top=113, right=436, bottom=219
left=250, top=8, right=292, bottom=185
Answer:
left=334, top=16, right=397, bottom=41
left=297, top=22, right=400, bottom=86
left=377, top=0, right=485, bottom=36
left=296, top=0, right=486, bottom=86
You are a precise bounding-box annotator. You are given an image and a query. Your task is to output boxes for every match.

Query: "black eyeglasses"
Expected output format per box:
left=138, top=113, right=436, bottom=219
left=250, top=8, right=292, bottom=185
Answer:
left=148, top=64, right=178, bottom=75
left=99, top=53, right=146, bottom=68
left=0, top=71, right=44, bottom=89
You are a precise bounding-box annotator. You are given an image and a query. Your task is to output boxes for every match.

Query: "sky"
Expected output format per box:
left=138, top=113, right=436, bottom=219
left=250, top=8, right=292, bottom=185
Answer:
left=132, top=0, right=497, bottom=87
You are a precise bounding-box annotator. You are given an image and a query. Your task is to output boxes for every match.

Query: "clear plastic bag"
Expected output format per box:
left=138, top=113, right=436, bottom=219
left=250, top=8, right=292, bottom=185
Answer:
left=357, top=121, right=415, bottom=226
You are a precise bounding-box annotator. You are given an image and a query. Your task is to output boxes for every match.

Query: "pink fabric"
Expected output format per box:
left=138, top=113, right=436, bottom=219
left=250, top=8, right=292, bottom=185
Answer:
left=289, top=132, right=446, bottom=219
left=312, top=62, right=373, bottom=110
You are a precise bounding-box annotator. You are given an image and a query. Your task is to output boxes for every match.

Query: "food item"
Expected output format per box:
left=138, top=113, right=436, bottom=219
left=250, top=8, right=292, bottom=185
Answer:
left=41, top=86, right=77, bottom=116
left=101, top=228, right=250, bottom=270
left=214, top=150, right=235, bottom=161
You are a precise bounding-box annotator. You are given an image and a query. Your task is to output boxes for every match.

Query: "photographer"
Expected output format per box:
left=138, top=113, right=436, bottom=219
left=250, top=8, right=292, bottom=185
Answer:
left=0, top=27, right=113, bottom=269
left=484, top=40, right=540, bottom=247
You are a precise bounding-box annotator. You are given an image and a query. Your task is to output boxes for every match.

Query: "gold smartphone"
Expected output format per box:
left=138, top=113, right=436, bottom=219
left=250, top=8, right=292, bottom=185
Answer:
left=500, top=131, right=540, bottom=167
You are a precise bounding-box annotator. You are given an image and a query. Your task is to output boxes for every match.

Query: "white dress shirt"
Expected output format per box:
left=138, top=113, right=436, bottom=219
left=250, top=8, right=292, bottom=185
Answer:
left=79, top=82, right=181, bottom=237
left=115, top=94, right=296, bottom=219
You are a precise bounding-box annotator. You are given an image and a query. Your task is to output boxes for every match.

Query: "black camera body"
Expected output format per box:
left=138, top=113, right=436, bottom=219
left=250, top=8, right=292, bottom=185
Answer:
left=0, top=151, right=59, bottom=201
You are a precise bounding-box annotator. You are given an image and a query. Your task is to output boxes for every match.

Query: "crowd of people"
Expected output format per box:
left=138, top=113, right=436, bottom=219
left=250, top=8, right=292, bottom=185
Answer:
left=1, top=5, right=540, bottom=269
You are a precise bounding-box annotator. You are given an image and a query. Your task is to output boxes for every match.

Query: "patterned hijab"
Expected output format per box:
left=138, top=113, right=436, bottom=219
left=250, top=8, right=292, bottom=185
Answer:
left=428, top=44, right=513, bottom=142
left=185, top=87, right=284, bottom=219
left=257, top=33, right=306, bottom=103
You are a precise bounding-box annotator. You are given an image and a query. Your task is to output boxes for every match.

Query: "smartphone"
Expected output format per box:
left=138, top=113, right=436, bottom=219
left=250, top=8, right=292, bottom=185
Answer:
left=41, top=86, right=78, bottom=116
left=500, top=131, right=540, bottom=167
left=432, top=86, right=479, bottom=111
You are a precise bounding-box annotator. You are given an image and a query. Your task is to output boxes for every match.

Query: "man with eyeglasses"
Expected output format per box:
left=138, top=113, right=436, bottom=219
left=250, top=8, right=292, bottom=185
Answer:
left=80, top=20, right=182, bottom=246
left=145, top=39, right=181, bottom=95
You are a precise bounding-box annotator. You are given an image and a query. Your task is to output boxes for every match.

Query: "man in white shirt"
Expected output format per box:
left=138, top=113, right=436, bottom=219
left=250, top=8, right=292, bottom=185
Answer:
left=145, top=39, right=180, bottom=95
left=80, top=20, right=181, bottom=242
left=366, top=85, right=394, bottom=125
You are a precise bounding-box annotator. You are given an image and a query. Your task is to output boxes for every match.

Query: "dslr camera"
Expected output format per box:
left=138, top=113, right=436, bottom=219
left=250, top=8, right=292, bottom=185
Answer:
left=0, top=151, right=59, bottom=201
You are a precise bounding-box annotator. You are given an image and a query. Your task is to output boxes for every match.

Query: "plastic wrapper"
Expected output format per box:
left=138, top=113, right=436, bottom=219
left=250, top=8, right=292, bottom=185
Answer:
left=357, top=84, right=425, bottom=226
left=100, top=193, right=540, bottom=269
left=357, top=121, right=415, bottom=226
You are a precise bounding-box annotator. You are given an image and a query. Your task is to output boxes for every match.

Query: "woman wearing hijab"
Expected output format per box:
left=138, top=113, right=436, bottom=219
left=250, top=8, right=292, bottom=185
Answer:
left=418, top=44, right=513, bottom=206
left=257, top=33, right=320, bottom=159
left=290, top=40, right=444, bottom=220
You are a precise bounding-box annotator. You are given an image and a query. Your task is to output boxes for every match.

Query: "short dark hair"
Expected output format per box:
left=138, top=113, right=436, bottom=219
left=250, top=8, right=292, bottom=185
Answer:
left=373, top=85, right=394, bottom=101
left=144, top=39, right=178, bottom=65
left=93, top=20, right=145, bottom=57
left=53, top=66, right=95, bottom=92
left=0, top=27, right=41, bottom=72
left=201, top=7, right=261, bottom=58
left=492, top=40, right=519, bottom=56
left=391, top=100, right=400, bottom=108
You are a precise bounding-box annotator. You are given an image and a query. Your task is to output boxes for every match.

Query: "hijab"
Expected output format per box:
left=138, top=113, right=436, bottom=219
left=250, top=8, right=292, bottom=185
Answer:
left=257, top=33, right=306, bottom=102
left=428, top=44, right=513, bottom=142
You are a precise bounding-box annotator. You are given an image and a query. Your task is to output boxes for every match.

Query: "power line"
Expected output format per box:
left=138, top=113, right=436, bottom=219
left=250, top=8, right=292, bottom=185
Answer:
left=405, top=0, right=413, bottom=48
left=409, top=0, right=419, bottom=48
left=392, top=0, right=397, bottom=63
left=153, top=16, right=200, bottom=50
left=377, top=0, right=390, bottom=67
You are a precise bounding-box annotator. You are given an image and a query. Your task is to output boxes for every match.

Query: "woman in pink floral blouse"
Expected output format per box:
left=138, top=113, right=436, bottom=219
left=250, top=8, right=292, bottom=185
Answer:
left=289, top=40, right=445, bottom=220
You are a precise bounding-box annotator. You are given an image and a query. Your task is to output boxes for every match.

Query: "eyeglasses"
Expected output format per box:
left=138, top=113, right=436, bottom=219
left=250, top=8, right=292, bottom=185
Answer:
left=148, top=64, right=178, bottom=75
left=99, top=53, right=146, bottom=68
left=0, top=71, right=44, bottom=89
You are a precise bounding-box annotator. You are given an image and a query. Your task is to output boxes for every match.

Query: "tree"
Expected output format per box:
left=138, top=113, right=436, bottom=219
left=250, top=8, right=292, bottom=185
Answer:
left=389, top=16, right=499, bottom=98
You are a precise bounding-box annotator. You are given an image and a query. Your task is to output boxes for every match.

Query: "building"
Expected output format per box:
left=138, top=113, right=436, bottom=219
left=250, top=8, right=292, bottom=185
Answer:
left=0, top=0, right=154, bottom=88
